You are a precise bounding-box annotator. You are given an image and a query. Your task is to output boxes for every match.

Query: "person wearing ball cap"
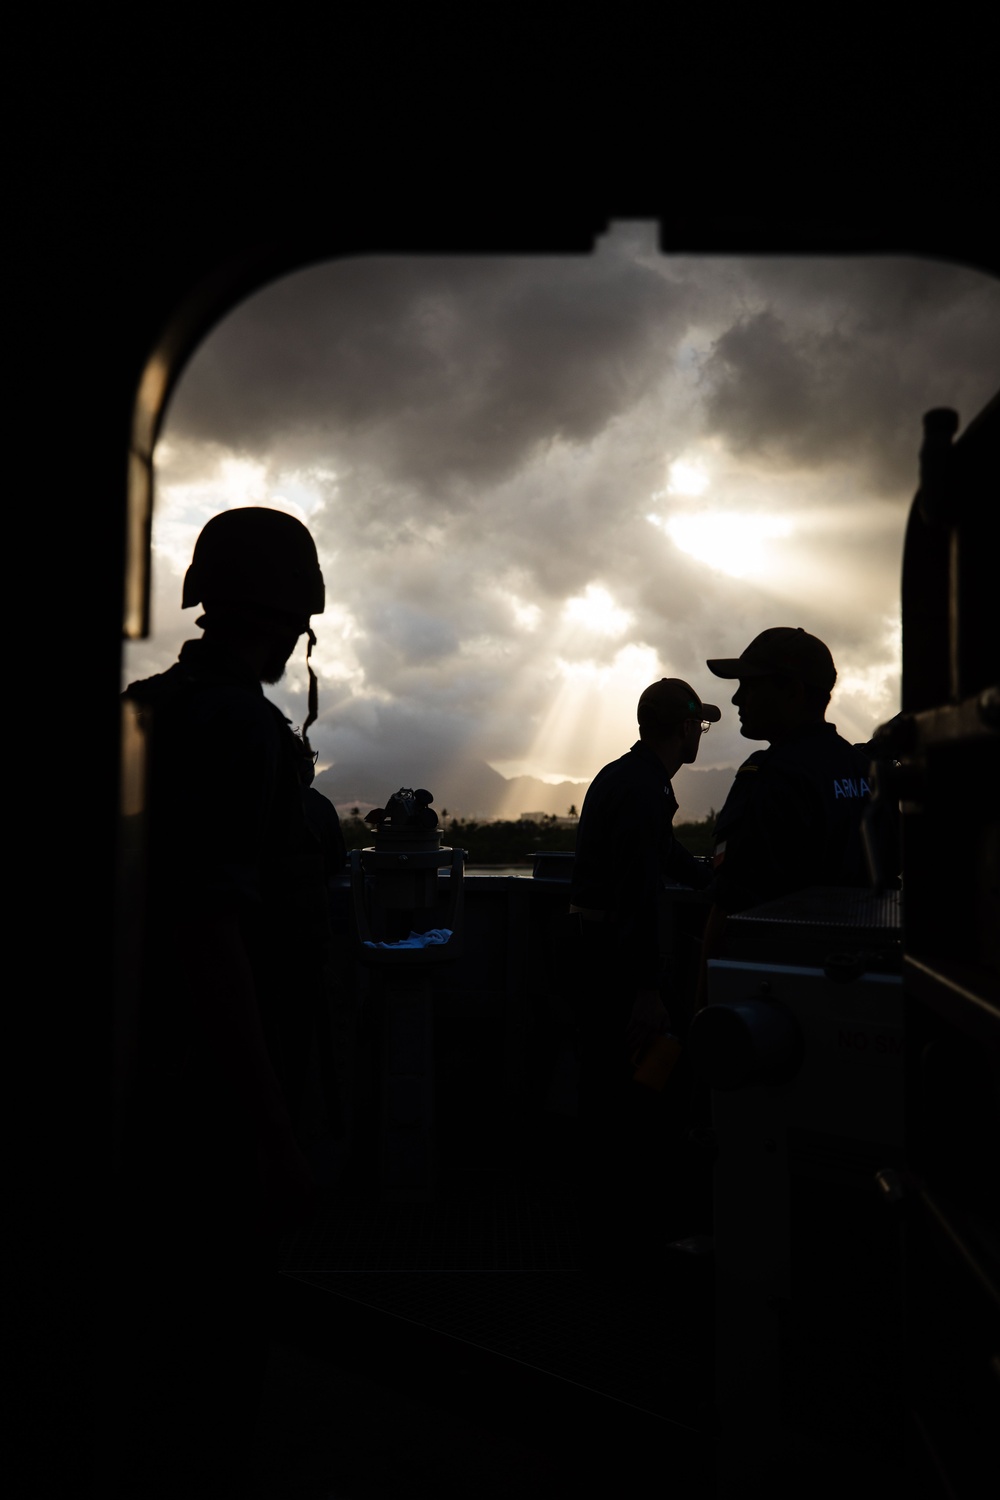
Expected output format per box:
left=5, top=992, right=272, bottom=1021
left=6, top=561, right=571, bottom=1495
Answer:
left=568, top=676, right=720, bottom=1270
left=700, top=626, right=873, bottom=957
left=571, top=677, right=721, bottom=1041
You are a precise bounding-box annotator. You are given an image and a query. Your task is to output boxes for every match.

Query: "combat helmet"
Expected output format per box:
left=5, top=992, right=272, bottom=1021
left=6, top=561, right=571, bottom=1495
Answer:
left=182, top=506, right=325, bottom=620
left=183, top=506, right=326, bottom=740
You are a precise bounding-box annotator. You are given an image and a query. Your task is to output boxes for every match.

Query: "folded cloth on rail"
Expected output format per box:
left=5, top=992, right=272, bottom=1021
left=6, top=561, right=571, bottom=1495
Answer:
left=363, top=928, right=453, bottom=949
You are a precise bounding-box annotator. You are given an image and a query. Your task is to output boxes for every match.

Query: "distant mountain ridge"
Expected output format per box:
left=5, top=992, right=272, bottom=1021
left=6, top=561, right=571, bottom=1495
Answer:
left=313, top=756, right=736, bottom=824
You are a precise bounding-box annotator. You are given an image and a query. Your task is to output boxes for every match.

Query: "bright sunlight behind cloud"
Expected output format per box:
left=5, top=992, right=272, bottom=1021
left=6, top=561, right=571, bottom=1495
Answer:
left=125, top=226, right=1000, bottom=814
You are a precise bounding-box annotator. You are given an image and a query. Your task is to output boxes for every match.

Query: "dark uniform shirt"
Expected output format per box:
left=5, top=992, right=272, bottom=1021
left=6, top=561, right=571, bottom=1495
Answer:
left=570, top=740, right=709, bottom=993
left=712, top=721, right=873, bottom=914
left=123, top=636, right=330, bottom=1156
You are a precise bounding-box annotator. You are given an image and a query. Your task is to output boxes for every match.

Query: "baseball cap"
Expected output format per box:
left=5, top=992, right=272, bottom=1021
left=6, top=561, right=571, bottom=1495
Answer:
left=706, top=627, right=836, bottom=691
left=637, top=678, right=722, bottom=728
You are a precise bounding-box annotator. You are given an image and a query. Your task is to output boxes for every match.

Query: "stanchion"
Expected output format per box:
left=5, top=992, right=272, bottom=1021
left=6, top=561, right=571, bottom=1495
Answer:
left=350, top=787, right=464, bottom=1202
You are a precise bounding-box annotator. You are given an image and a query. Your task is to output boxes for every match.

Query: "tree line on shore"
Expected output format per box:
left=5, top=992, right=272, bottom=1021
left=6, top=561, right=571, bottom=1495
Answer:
left=336, top=809, right=718, bottom=862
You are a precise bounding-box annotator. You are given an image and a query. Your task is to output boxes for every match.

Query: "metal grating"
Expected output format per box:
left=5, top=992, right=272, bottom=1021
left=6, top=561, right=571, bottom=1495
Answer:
left=730, top=887, right=901, bottom=931
left=723, top=888, right=903, bottom=968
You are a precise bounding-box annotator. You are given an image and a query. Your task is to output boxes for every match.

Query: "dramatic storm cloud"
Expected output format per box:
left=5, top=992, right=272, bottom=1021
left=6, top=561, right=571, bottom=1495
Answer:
left=123, top=224, right=1000, bottom=818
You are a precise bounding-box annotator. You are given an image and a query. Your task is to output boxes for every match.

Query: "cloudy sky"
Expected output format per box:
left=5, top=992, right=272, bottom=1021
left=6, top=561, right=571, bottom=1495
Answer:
left=123, top=222, right=1000, bottom=817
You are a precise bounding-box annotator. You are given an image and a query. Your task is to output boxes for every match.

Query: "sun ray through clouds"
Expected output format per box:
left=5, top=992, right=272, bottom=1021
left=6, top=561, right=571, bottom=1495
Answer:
left=124, top=236, right=999, bottom=818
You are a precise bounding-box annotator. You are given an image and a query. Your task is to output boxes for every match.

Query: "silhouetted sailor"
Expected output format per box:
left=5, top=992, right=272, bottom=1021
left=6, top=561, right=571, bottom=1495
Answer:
left=698, top=627, right=874, bottom=984
left=120, top=507, right=330, bottom=1496
left=568, top=679, right=719, bottom=1272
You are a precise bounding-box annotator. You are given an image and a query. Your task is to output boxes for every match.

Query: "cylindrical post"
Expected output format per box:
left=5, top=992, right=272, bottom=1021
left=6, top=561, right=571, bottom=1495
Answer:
left=378, top=969, right=436, bottom=1202
left=349, top=787, right=463, bottom=1203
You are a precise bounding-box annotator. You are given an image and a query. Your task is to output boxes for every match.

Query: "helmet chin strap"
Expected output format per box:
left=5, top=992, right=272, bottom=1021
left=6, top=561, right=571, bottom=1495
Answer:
left=301, top=626, right=318, bottom=745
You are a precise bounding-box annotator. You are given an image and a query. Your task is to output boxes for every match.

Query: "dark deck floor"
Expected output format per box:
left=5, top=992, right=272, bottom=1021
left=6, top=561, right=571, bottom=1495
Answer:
left=252, top=1157, right=715, bottom=1497
left=122, top=1099, right=912, bottom=1498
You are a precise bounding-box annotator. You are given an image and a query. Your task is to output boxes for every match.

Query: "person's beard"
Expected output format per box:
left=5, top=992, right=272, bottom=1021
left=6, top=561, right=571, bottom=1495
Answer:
left=260, top=632, right=300, bottom=684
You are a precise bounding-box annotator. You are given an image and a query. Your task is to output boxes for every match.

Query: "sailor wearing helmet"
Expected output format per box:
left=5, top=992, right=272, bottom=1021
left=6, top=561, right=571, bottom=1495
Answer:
left=120, top=507, right=332, bottom=1492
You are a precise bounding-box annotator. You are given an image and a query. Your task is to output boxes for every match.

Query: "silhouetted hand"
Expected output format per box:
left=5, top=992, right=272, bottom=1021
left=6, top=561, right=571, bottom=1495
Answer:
left=626, top=988, right=672, bottom=1060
